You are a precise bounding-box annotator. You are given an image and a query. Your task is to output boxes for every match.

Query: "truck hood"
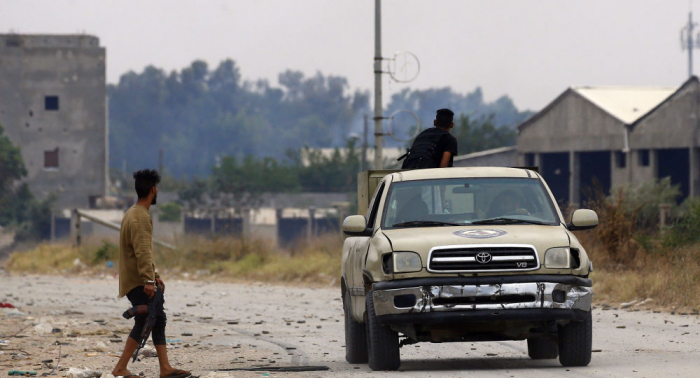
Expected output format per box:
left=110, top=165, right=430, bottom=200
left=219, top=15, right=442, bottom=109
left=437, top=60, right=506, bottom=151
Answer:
left=383, top=224, right=570, bottom=258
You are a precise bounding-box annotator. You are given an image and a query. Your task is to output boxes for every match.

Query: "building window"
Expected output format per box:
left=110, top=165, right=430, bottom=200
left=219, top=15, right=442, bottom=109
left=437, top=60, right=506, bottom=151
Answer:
left=616, top=151, right=627, bottom=168
left=638, top=149, right=650, bottom=167
left=44, top=148, right=59, bottom=169
left=45, top=96, right=59, bottom=111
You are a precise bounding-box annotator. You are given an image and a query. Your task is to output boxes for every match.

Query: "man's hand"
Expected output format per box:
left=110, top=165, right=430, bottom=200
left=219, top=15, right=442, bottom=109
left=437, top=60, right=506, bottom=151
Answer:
left=155, top=278, right=165, bottom=294
left=143, top=284, right=156, bottom=299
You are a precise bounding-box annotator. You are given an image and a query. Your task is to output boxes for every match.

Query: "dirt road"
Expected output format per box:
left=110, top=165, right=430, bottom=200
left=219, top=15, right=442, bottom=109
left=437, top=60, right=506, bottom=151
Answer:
left=1, top=274, right=699, bottom=377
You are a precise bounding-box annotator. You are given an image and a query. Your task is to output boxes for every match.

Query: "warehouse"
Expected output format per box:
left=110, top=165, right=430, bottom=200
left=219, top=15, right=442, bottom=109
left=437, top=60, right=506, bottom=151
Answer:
left=514, top=77, right=700, bottom=205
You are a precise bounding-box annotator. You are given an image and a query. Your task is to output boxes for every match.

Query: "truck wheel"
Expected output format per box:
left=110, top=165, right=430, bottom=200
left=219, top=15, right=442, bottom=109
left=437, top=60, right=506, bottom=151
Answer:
left=366, top=291, right=400, bottom=371
left=343, top=289, right=368, bottom=363
left=527, top=336, right=559, bottom=359
left=558, top=311, right=592, bottom=367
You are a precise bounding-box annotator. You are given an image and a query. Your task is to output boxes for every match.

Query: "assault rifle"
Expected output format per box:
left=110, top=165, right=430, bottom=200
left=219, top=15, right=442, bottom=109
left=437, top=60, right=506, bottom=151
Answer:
left=122, top=286, right=164, bottom=362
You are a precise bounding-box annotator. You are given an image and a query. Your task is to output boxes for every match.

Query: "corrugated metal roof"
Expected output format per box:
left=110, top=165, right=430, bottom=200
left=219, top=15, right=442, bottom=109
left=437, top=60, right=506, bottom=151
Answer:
left=572, top=86, right=677, bottom=124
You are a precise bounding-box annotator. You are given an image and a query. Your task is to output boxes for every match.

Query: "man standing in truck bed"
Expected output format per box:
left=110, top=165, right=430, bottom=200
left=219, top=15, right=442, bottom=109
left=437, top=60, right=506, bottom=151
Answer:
left=400, top=108, right=458, bottom=169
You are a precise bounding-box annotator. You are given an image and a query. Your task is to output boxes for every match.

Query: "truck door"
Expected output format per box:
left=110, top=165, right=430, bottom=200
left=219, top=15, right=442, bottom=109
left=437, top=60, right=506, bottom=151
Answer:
left=351, top=180, right=386, bottom=312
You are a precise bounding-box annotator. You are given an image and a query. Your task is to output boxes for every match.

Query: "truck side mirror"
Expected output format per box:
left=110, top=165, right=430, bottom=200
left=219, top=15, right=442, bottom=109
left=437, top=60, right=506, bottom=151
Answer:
left=343, top=215, right=368, bottom=235
left=568, top=209, right=598, bottom=231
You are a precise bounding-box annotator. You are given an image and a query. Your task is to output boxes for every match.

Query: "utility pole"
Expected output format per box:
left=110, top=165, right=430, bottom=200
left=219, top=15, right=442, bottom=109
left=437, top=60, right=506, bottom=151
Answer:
left=681, top=11, right=699, bottom=77
left=362, top=114, right=368, bottom=172
left=373, top=0, right=384, bottom=169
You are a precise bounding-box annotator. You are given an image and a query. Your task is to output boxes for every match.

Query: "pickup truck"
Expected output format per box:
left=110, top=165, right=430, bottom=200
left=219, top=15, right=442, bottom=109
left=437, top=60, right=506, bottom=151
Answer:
left=341, top=167, right=597, bottom=371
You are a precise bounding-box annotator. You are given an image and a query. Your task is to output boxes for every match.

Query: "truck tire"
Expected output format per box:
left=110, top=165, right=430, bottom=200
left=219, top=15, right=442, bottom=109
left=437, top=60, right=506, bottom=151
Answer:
left=558, top=311, right=592, bottom=367
left=527, top=336, right=559, bottom=359
left=366, top=291, right=400, bottom=371
left=343, top=289, right=368, bottom=363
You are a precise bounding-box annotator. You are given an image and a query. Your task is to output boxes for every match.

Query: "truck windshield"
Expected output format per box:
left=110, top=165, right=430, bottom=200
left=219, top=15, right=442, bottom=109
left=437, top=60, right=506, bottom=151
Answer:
left=381, top=178, right=561, bottom=229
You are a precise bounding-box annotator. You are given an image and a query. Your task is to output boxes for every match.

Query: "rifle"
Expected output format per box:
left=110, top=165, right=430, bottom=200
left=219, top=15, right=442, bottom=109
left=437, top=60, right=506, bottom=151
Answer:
left=121, top=286, right=164, bottom=362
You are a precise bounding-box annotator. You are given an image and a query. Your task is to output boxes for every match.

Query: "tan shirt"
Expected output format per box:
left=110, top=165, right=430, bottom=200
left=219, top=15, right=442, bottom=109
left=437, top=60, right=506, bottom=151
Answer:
left=118, top=204, right=157, bottom=297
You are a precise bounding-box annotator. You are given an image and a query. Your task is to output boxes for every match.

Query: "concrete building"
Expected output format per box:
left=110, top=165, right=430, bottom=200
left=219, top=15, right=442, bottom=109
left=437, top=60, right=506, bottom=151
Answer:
left=0, top=34, right=107, bottom=209
left=452, top=77, right=700, bottom=206
left=516, top=81, right=690, bottom=205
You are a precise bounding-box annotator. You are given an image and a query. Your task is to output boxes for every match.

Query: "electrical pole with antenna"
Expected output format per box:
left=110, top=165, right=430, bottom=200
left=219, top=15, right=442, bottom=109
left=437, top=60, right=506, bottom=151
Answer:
left=373, top=0, right=383, bottom=169
left=681, top=11, right=699, bottom=77
left=372, top=0, right=421, bottom=170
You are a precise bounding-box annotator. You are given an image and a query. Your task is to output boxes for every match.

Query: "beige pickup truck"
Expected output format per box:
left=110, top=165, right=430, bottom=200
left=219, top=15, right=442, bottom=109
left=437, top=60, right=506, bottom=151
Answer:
left=340, top=167, right=598, bottom=371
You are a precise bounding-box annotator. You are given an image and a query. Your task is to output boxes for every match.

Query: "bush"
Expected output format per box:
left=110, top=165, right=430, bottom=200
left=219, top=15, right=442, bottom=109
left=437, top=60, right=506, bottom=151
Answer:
left=158, top=202, right=182, bottom=222
left=92, top=240, right=118, bottom=263
left=662, top=197, right=700, bottom=249
left=613, top=177, right=681, bottom=230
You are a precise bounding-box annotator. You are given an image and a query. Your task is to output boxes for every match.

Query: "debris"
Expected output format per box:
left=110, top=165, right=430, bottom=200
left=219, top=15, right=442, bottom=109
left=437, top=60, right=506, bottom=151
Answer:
left=0, top=303, right=15, bottom=308
left=181, top=333, right=192, bottom=337
left=166, top=339, right=182, bottom=343
left=66, top=368, right=102, bottom=378
left=635, top=298, right=653, bottom=307
left=8, top=371, right=37, bottom=376
left=592, top=349, right=603, bottom=352
left=616, top=326, right=626, bottom=329
left=34, top=322, right=55, bottom=335
left=620, top=300, right=639, bottom=309
left=106, top=261, right=114, bottom=268
left=139, top=346, right=157, bottom=358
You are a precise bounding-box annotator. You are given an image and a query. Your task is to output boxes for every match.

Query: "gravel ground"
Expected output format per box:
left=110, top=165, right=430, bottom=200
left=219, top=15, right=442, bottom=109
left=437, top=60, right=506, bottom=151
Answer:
left=1, top=274, right=700, bottom=377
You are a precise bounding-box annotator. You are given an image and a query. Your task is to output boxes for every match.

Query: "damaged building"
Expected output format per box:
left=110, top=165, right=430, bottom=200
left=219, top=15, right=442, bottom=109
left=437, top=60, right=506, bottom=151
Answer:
left=0, top=34, right=107, bottom=210
left=456, top=76, right=700, bottom=205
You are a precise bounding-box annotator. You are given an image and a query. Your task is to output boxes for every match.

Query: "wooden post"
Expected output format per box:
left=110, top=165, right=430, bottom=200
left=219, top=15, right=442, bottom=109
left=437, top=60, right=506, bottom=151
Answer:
left=74, top=209, right=82, bottom=247
left=307, top=207, right=316, bottom=240
left=659, top=203, right=672, bottom=230
left=50, top=211, right=56, bottom=241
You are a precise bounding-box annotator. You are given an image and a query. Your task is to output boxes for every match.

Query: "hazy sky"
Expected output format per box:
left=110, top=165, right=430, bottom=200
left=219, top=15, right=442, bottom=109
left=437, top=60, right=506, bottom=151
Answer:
left=2, top=0, right=697, bottom=111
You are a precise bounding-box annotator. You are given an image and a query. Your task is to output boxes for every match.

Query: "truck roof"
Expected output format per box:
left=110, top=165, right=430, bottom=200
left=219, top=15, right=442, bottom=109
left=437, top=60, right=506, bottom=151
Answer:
left=391, top=167, right=536, bottom=182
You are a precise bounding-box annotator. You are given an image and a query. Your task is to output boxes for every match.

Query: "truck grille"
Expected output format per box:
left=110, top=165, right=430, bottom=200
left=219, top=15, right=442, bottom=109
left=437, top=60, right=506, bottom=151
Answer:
left=428, top=245, right=539, bottom=273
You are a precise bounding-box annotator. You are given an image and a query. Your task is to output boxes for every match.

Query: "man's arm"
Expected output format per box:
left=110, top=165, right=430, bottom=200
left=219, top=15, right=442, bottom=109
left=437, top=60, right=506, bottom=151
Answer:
left=130, top=216, right=156, bottom=297
left=439, top=151, right=452, bottom=168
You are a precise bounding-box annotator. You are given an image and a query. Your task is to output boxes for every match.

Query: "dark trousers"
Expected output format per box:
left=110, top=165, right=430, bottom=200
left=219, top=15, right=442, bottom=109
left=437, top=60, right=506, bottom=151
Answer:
left=126, top=286, right=167, bottom=345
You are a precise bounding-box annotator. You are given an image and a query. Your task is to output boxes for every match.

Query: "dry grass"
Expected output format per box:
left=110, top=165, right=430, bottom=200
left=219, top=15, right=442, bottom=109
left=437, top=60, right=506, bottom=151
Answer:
left=7, top=195, right=700, bottom=311
left=5, top=234, right=343, bottom=286
left=575, top=186, right=700, bottom=312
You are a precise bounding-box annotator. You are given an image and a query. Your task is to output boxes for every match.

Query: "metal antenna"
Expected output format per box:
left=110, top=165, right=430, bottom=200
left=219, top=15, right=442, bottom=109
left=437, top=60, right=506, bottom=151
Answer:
left=681, top=10, right=700, bottom=77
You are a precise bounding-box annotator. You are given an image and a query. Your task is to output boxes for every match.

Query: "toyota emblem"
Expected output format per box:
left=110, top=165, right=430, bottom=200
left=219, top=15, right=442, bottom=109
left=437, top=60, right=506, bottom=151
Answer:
left=475, top=252, right=492, bottom=264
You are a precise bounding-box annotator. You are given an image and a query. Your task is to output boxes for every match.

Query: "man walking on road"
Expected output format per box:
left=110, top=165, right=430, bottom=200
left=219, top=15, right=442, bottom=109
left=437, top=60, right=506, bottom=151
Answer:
left=400, top=108, right=458, bottom=169
left=112, top=169, right=190, bottom=378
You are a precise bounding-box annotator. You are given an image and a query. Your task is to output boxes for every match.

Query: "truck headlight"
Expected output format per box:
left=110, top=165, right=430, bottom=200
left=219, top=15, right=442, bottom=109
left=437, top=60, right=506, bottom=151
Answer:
left=544, top=247, right=571, bottom=269
left=392, top=252, right=422, bottom=273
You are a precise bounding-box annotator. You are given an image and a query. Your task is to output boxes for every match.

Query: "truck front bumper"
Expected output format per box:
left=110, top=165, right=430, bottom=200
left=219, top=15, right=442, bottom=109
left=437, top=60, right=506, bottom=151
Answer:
left=371, top=275, right=592, bottom=325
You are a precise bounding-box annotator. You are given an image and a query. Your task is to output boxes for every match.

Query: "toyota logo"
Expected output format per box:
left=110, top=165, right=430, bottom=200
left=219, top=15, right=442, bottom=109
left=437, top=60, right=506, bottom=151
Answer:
left=476, top=252, right=492, bottom=264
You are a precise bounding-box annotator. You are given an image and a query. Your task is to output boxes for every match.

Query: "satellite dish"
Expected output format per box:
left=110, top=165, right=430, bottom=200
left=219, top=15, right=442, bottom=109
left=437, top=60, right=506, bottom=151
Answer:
left=388, top=51, right=420, bottom=83
left=387, top=109, right=421, bottom=142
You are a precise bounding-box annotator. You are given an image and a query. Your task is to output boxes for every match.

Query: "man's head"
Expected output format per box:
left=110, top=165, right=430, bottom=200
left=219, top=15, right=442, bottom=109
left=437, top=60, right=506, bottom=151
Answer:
left=133, top=169, right=161, bottom=205
left=434, top=108, right=455, bottom=131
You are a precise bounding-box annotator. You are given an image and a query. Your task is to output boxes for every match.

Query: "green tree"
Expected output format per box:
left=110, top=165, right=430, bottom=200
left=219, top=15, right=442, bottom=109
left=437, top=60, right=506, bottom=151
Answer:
left=0, top=124, right=52, bottom=240
left=453, top=114, right=517, bottom=155
left=211, top=155, right=299, bottom=212
left=291, top=139, right=361, bottom=192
